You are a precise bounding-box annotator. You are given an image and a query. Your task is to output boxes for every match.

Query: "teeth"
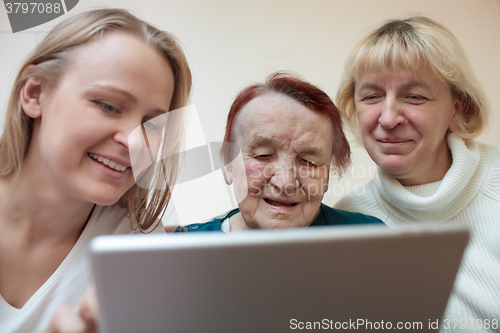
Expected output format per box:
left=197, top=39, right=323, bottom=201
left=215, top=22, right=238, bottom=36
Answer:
left=89, top=153, right=128, bottom=172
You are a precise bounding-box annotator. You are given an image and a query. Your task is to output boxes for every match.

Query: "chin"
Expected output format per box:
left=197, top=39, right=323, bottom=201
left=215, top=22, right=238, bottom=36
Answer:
left=91, top=197, right=121, bottom=206
left=257, top=219, right=300, bottom=230
left=375, top=157, right=413, bottom=177
left=86, top=190, right=124, bottom=206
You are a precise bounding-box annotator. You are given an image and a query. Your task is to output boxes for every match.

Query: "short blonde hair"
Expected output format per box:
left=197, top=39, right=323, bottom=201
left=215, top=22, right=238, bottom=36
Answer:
left=336, top=16, right=489, bottom=143
left=0, top=8, right=192, bottom=232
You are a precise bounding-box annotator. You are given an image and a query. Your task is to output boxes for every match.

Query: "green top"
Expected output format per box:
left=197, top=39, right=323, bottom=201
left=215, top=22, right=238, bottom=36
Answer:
left=174, top=203, right=384, bottom=232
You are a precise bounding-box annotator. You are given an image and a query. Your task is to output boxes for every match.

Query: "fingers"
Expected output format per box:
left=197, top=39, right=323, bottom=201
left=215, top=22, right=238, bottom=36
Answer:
left=77, top=287, right=99, bottom=331
left=43, top=304, right=87, bottom=333
left=38, top=287, right=100, bottom=333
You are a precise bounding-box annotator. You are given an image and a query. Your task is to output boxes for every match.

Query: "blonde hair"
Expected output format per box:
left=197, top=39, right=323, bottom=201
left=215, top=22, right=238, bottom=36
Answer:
left=336, top=16, right=489, bottom=143
left=0, top=8, right=192, bottom=232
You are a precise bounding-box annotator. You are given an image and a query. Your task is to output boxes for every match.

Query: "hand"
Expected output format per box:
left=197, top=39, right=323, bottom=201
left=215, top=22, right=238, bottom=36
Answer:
left=39, top=288, right=99, bottom=333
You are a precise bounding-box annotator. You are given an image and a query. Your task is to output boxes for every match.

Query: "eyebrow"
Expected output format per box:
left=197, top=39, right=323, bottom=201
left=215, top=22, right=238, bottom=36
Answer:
left=87, top=83, right=168, bottom=116
left=248, top=135, right=275, bottom=147
left=248, top=135, right=326, bottom=159
left=358, top=80, right=433, bottom=92
left=89, top=83, right=138, bottom=103
left=300, top=147, right=325, bottom=159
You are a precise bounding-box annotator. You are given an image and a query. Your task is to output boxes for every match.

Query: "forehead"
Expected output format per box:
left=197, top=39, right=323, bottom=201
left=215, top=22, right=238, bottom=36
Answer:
left=60, top=32, right=174, bottom=105
left=234, top=93, right=334, bottom=151
left=355, top=69, right=448, bottom=91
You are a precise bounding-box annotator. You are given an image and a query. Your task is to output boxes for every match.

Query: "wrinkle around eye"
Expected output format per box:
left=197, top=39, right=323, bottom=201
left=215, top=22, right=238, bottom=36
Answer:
left=301, top=159, right=317, bottom=167
left=254, top=154, right=273, bottom=161
left=405, top=95, right=428, bottom=104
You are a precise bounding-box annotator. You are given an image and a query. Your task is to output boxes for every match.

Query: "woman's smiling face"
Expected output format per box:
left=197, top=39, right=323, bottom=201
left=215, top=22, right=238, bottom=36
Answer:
left=354, top=70, right=464, bottom=186
left=25, top=32, right=175, bottom=205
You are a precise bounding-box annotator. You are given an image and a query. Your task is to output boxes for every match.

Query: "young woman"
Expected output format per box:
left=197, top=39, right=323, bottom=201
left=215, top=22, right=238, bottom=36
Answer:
left=335, top=17, right=499, bottom=329
left=0, top=8, right=191, bottom=332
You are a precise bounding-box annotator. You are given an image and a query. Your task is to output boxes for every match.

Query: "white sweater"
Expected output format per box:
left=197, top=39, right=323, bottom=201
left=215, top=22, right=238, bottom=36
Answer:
left=335, top=133, right=500, bottom=331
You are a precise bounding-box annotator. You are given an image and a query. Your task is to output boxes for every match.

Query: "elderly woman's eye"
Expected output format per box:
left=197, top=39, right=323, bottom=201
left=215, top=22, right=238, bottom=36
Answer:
left=256, top=154, right=272, bottom=160
left=302, top=159, right=316, bottom=166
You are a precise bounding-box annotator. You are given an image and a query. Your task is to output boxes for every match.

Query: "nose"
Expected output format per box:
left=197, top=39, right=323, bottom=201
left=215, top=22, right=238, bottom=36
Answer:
left=378, top=99, right=405, bottom=129
left=113, top=123, right=137, bottom=151
left=115, top=118, right=150, bottom=151
left=114, top=130, right=130, bottom=150
left=269, top=163, right=300, bottom=194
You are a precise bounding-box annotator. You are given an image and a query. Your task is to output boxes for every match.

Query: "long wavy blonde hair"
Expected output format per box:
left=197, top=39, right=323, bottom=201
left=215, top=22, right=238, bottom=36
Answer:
left=0, top=8, right=192, bottom=232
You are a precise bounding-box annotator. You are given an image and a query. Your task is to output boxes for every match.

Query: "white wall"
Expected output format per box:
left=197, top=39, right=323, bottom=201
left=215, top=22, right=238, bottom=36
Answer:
left=1, top=0, right=499, bottom=226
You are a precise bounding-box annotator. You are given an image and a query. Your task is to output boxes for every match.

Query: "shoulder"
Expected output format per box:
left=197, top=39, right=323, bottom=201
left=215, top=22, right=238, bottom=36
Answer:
left=174, top=208, right=240, bottom=232
left=175, top=220, right=224, bottom=232
left=477, top=141, right=500, bottom=200
left=334, top=180, right=379, bottom=214
left=481, top=142, right=500, bottom=166
left=313, top=203, right=384, bottom=226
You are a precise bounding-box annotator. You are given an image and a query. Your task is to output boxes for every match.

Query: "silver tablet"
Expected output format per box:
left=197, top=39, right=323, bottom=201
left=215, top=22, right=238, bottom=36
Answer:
left=90, top=224, right=469, bottom=333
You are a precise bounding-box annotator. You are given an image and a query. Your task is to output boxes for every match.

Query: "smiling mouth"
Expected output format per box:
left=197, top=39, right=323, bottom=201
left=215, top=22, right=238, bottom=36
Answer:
left=264, top=199, right=298, bottom=207
left=378, top=138, right=411, bottom=144
left=89, top=153, right=128, bottom=172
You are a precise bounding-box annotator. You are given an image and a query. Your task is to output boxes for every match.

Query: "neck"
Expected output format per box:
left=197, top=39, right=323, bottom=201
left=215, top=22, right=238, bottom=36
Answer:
left=229, top=212, right=252, bottom=231
left=0, top=168, right=94, bottom=244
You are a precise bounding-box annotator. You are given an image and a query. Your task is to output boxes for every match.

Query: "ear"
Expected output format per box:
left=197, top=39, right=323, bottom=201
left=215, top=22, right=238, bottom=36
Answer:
left=449, top=95, right=466, bottom=132
left=223, top=162, right=233, bottom=185
left=20, top=67, right=44, bottom=119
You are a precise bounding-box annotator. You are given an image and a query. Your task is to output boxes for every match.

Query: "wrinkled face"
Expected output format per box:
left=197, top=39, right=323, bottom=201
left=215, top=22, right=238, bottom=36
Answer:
left=28, top=32, right=175, bottom=205
left=354, top=70, right=463, bottom=186
left=227, top=93, right=334, bottom=229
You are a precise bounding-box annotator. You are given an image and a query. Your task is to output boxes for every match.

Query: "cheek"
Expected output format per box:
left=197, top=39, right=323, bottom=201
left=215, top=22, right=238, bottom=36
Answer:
left=301, top=177, right=328, bottom=201
left=129, top=127, right=151, bottom=179
left=242, top=162, right=267, bottom=194
left=356, top=107, right=378, bottom=134
left=246, top=161, right=263, bottom=177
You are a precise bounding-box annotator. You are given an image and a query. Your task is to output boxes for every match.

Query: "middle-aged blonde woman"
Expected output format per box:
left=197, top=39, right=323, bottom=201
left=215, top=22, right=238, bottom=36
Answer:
left=0, top=8, right=191, bottom=332
left=334, top=17, right=499, bottom=330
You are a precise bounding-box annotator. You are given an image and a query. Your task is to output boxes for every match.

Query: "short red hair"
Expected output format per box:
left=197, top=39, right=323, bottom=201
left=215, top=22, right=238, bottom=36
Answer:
left=223, top=72, right=351, bottom=175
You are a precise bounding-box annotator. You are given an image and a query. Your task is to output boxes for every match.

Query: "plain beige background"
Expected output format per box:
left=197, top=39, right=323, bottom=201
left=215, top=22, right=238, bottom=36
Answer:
left=1, top=0, right=499, bottom=225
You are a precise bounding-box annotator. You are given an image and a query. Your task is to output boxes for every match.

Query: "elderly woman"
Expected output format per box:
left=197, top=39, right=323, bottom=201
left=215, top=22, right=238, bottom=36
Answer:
left=334, top=17, right=499, bottom=329
left=176, top=72, right=383, bottom=233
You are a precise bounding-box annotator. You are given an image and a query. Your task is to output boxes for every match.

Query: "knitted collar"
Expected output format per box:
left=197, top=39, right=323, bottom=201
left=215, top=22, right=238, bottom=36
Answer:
left=374, top=133, right=487, bottom=223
